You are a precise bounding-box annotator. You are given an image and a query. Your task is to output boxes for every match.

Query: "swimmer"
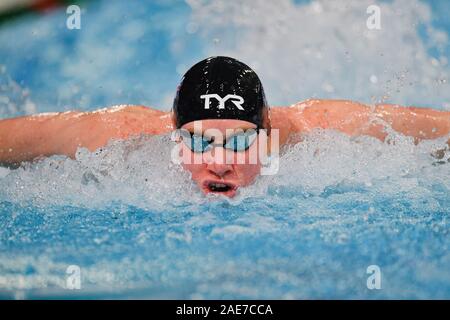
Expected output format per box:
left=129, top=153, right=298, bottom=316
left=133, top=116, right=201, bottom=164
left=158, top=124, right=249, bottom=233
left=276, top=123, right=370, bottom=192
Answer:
left=0, top=56, right=449, bottom=197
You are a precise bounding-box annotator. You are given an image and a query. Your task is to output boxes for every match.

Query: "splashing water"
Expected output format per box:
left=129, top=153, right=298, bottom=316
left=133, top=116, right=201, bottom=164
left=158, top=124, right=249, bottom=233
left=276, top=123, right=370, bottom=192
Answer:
left=0, top=0, right=449, bottom=111
left=188, top=0, right=450, bottom=109
left=0, top=68, right=36, bottom=118
left=1, top=128, right=449, bottom=298
left=0, top=0, right=450, bottom=299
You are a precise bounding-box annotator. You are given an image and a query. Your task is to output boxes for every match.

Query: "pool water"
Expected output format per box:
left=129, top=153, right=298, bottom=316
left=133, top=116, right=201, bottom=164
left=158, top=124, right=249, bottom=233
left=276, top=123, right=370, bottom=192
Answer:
left=0, top=0, right=450, bottom=299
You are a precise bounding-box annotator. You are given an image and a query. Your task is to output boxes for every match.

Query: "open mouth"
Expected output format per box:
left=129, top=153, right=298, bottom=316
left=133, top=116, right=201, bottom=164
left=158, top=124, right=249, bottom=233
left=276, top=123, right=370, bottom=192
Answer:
left=204, top=181, right=237, bottom=194
left=208, top=182, right=232, bottom=192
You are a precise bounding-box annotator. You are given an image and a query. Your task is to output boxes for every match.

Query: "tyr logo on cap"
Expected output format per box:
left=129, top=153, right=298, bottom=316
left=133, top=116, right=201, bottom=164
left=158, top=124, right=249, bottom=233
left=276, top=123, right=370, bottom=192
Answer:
left=200, top=94, right=245, bottom=110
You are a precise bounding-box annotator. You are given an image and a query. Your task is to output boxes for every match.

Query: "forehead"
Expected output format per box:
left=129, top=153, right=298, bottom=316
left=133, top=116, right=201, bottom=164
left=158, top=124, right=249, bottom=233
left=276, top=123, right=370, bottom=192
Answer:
left=181, top=119, right=257, bottom=132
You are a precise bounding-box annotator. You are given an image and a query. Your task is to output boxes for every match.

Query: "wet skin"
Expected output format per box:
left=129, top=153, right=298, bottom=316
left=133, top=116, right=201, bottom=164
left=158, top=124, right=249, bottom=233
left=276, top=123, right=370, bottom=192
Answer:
left=179, top=119, right=262, bottom=197
left=0, top=99, right=449, bottom=196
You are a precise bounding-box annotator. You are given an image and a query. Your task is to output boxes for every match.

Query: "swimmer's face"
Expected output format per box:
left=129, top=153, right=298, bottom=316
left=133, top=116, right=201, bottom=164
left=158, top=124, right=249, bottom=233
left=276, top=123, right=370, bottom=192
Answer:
left=179, top=120, right=262, bottom=197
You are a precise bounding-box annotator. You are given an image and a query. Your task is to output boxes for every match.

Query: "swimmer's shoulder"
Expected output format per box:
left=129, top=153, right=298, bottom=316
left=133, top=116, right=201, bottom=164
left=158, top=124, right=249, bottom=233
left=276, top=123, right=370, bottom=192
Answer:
left=270, top=99, right=327, bottom=132
left=270, top=99, right=368, bottom=133
left=95, top=104, right=169, bottom=116
left=86, top=104, right=173, bottom=137
left=270, top=98, right=336, bottom=118
left=98, top=104, right=172, bottom=124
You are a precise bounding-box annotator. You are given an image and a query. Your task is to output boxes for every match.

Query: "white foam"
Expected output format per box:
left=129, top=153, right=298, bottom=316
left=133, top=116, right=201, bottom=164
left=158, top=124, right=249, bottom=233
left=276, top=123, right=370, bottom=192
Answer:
left=187, top=0, right=450, bottom=109
left=0, top=128, right=448, bottom=210
left=0, top=68, right=37, bottom=118
left=0, top=135, right=204, bottom=210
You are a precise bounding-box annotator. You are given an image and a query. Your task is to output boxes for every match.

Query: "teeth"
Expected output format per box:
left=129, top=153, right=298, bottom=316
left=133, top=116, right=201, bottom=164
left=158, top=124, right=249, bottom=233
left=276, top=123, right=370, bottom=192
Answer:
left=208, top=182, right=232, bottom=192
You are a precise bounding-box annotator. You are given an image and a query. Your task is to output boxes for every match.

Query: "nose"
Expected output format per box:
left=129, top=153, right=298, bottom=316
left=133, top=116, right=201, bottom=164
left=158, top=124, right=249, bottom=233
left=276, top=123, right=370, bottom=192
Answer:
left=207, top=162, right=233, bottom=177
left=203, top=146, right=233, bottom=177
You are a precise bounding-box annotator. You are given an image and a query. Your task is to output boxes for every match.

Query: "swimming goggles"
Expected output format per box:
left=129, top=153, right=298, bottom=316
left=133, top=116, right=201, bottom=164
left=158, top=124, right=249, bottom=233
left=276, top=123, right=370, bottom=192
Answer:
left=183, top=129, right=258, bottom=153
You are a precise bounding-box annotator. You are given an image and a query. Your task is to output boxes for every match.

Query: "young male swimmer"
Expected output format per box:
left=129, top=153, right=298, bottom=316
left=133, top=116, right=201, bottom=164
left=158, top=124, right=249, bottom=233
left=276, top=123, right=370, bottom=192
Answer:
left=0, top=56, right=449, bottom=197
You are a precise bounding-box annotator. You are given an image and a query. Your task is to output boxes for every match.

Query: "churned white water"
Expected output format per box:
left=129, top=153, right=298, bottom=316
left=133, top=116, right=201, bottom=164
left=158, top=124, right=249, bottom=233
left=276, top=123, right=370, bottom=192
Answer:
left=0, top=128, right=448, bottom=210
left=186, top=0, right=450, bottom=109
left=0, top=0, right=448, bottom=111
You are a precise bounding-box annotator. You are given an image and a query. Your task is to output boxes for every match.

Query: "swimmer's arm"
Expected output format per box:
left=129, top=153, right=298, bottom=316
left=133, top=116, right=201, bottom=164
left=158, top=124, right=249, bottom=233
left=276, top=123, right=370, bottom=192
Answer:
left=373, top=103, right=450, bottom=142
left=287, top=99, right=450, bottom=143
left=0, top=112, right=69, bottom=167
left=0, top=106, right=172, bottom=167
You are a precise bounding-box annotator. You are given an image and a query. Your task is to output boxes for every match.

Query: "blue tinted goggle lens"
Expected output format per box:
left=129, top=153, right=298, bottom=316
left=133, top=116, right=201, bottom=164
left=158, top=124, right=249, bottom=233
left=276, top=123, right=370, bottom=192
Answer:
left=184, top=130, right=258, bottom=153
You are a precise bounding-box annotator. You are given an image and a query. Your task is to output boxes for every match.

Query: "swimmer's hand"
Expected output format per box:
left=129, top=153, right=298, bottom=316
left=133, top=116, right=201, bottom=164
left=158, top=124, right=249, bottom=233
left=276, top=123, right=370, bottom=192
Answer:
left=430, top=139, right=450, bottom=165
left=0, top=105, right=172, bottom=167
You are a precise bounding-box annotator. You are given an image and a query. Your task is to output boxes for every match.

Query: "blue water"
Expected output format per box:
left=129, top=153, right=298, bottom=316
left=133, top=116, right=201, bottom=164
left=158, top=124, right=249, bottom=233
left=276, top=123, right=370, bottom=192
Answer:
left=1, top=0, right=450, bottom=299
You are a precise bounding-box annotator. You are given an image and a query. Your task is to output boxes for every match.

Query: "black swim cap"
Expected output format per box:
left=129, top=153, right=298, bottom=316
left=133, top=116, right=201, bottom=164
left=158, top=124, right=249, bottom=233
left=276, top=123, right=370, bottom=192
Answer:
left=173, top=56, right=269, bottom=129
